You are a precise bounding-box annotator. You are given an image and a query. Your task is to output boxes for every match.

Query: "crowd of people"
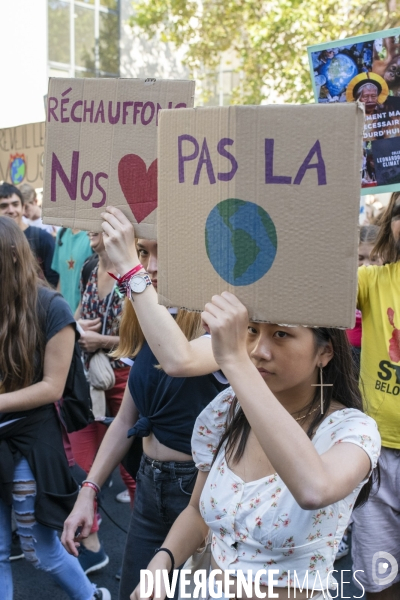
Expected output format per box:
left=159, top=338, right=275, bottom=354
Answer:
left=0, top=181, right=399, bottom=600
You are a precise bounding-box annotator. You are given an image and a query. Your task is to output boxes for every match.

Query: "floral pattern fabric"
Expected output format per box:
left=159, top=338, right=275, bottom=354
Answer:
left=192, top=387, right=381, bottom=591
left=80, top=264, right=124, bottom=370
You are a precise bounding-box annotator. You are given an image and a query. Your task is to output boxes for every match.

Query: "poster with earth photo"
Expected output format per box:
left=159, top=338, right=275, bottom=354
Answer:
left=308, top=28, right=400, bottom=195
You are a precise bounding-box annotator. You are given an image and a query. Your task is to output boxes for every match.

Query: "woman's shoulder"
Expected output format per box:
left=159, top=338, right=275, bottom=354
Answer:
left=321, top=406, right=378, bottom=430
left=37, top=284, right=57, bottom=302
left=315, top=407, right=381, bottom=467
left=359, top=262, right=399, bottom=283
left=199, top=386, right=236, bottom=420
left=47, top=289, right=74, bottom=316
left=37, top=285, right=66, bottom=317
left=191, top=387, right=235, bottom=471
left=37, top=286, right=75, bottom=340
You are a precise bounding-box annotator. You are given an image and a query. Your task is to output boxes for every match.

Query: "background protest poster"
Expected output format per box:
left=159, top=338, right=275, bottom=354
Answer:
left=0, top=122, right=45, bottom=189
left=42, top=77, right=195, bottom=238
left=308, top=27, right=400, bottom=195
left=157, top=103, right=364, bottom=328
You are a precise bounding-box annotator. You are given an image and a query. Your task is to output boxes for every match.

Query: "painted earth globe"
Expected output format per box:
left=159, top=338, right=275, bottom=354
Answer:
left=10, top=157, right=25, bottom=184
left=205, top=198, right=278, bottom=286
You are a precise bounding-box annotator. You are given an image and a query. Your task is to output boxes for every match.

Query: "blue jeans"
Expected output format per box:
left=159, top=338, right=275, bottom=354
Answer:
left=119, top=454, right=197, bottom=600
left=0, top=457, right=96, bottom=600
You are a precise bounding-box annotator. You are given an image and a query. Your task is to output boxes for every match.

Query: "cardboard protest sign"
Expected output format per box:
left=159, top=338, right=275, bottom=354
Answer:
left=157, top=104, right=364, bottom=328
left=308, top=28, right=400, bottom=195
left=42, top=78, right=195, bottom=237
left=0, top=122, right=45, bottom=188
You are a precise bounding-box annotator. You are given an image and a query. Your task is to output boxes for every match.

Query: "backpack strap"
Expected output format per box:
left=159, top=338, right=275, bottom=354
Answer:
left=81, top=253, right=99, bottom=293
left=58, top=227, right=68, bottom=247
left=36, top=286, right=92, bottom=433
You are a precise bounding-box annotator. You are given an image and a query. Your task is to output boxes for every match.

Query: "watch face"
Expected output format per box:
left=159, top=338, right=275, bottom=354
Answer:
left=130, top=275, right=147, bottom=293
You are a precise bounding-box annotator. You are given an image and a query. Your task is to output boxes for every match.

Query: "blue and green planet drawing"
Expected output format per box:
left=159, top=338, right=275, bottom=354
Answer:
left=10, top=155, right=26, bottom=184
left=205, top=198, right=277, bottom=286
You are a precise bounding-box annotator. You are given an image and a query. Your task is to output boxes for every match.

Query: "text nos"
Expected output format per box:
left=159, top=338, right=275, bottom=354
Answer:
left=51, top=151, right=107, bottom=207
left=178, top=137, right=327, bottom=186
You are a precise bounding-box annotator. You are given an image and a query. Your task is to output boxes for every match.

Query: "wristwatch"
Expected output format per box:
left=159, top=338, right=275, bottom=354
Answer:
left=127, top=273, right=152, bottom=299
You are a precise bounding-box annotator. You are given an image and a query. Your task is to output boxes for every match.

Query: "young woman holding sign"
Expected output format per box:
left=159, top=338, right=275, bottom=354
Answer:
left=62, top=209, right=227, bottom=600
left=63, top=207, right=380, bottom=599
left=131, top=294, right=380, bottom=599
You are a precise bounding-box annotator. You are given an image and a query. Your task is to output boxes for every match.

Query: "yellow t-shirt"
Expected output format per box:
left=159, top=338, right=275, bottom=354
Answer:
left=358, top=262, right=400, bottom=448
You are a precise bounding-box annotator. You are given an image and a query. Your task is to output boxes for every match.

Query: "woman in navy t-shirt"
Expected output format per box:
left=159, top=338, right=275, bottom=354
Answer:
left=0, top=217, right=109, bottom=600
left=62, top=209, right=227, bottom=600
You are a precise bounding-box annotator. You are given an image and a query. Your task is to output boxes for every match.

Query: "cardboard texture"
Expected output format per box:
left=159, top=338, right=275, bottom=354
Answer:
left=0, top=122, right=45, bottom=188
left=42, top=78, right=195, bottom=237
left=308, top=28, right=400, bottom=195
left=157, top=103, right=364, bottom=328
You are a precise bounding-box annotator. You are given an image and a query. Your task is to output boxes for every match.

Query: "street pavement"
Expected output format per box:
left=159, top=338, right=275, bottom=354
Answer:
left=12, top=469, right=365, bottom=599
left=13, top=469, right=130, bottom=600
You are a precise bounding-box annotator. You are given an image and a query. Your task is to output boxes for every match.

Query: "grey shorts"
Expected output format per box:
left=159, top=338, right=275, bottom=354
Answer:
left=351, top=447, right=400, bottom=593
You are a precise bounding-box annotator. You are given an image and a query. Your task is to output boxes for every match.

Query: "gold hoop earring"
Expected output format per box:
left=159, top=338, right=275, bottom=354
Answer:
left=311, top=363, right=333, bottom=415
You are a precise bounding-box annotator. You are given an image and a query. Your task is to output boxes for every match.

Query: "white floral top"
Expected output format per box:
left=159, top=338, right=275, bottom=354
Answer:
left=192, top=387, right=381, bottom=591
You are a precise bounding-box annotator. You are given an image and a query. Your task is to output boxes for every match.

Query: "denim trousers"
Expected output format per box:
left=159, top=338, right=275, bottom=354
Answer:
left=0, top=457, right=96, bottom=600
left=119, top=453, right=197, bottom=600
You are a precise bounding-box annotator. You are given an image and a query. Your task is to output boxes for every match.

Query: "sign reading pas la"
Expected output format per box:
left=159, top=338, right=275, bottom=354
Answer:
left=157, top=104, right=364, bottom=328
left=42, top=77, right=195, bottom=238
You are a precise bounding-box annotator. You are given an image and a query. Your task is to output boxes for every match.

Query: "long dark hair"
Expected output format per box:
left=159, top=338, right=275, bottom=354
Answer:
left=212, top=327, right=376, bottom=508
left=370, top=191, right=400, bottom=264
left=0, top=217, right=45, bottom=392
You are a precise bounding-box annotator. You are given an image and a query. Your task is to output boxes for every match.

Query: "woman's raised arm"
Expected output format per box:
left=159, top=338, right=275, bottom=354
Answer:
left=101, top=206, right=219, bottom=377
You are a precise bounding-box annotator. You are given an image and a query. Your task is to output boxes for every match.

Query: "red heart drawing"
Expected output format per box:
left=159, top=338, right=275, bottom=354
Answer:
left=118, top=154, right=157, bottom=223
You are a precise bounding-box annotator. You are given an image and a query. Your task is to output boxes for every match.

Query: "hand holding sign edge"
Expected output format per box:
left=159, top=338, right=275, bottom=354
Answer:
left=201, top=292, right=250, bottom=370
left=101, top=206, right=140, bottom=276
